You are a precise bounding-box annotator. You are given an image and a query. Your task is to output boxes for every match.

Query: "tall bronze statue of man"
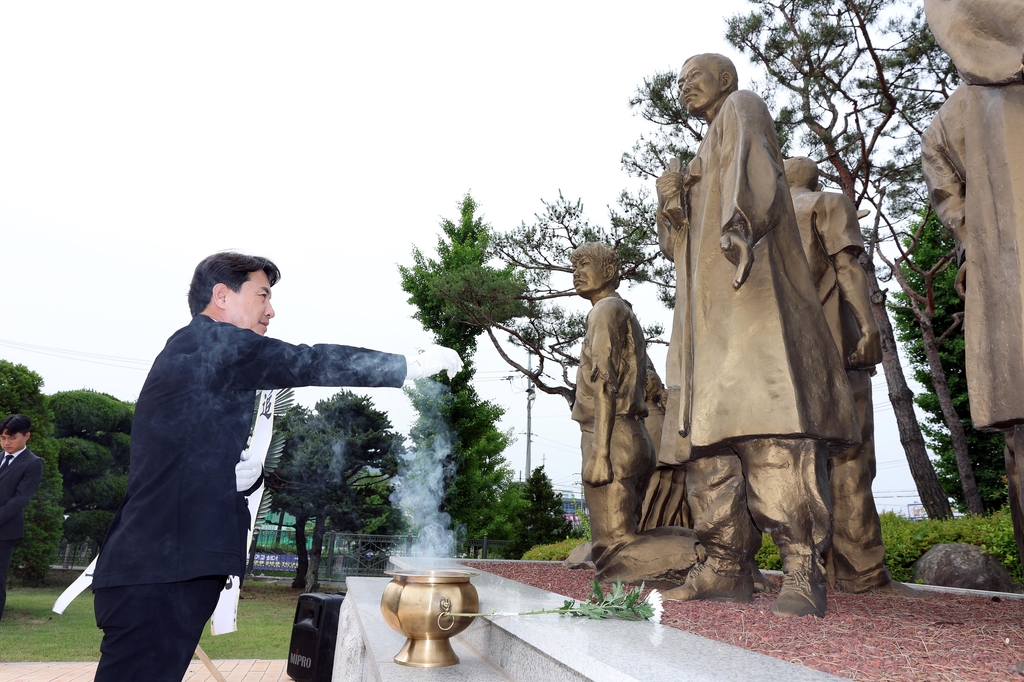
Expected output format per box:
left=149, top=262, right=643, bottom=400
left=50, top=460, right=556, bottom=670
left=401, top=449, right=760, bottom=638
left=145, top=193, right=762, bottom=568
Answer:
left=570, top=242, right=699, bottom=587
left=921, top=0, right=1024, bottom=568
left=655, top=54, right=860, bottom=617
left=786, top=157, right=917, bottom=596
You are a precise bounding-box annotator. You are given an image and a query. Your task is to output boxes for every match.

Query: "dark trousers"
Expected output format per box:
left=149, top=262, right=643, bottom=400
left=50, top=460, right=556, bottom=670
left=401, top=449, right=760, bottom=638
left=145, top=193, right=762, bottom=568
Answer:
left=0, top=539, right=15, bottom=620
left=94, top=575, right=226, bottom=682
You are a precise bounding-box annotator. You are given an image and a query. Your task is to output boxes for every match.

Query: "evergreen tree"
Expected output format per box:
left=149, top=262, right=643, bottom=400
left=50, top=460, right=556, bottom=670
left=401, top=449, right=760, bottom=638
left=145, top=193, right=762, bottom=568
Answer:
left=269, top=391, right=404, bottom=590
left=891, top=215, right=1006, bottom=513
left=51, top=390, right=133, bottom=546
left=508, top=465, right=571, bottom=558
left=0, top=360, right=63, bottom=584
left=400, top=194, right=523, bottom=541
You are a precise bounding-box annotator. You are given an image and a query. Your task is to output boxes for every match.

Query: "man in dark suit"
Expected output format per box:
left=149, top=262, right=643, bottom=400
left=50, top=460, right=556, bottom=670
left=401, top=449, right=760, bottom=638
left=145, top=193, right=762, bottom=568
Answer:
left=0, top=414, right=44, bottom=621
left=91, top=252, right=462, bottom=682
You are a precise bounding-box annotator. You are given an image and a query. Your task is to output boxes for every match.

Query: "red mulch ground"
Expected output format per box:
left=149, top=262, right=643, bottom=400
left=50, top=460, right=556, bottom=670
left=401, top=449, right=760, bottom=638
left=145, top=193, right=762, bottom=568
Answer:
left=465, top=560, right=1024, bottom=681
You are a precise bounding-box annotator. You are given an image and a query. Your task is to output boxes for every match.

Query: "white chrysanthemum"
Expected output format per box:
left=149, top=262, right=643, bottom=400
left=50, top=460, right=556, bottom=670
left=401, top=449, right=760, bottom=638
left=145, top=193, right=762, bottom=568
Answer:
left=647, top=590, right=664, bottom=624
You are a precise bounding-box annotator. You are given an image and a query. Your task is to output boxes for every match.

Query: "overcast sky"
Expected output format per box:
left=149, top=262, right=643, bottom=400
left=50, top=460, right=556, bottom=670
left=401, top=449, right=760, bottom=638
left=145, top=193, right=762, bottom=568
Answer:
left=1, top=1, right=926, bottom=514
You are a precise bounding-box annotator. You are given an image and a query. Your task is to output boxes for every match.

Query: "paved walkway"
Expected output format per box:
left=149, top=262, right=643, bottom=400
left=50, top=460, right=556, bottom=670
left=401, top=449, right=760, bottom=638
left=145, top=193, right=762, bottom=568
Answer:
left=0, top=659, right=289, bottom=681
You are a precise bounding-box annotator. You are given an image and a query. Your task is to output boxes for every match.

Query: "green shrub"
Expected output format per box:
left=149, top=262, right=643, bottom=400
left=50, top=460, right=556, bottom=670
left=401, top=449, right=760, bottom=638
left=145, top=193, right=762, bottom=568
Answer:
left=878, top=509, right=1021, bottom=584
left=521, top=537, right=589, bottom=561
left=754, top=509, right=1022, bottom=586
left=755, top=533, right=782, bottom=570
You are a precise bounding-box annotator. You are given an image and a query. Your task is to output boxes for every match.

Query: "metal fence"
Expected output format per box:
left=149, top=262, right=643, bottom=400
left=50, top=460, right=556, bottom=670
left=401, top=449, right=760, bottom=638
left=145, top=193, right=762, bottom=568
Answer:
left=250, top=528, right=517, bottom=579
left=52, top=528, right=514, bottom=579
left=465, top=536, right=514, bottom=560
left=53, top=538, right=99, bottom=569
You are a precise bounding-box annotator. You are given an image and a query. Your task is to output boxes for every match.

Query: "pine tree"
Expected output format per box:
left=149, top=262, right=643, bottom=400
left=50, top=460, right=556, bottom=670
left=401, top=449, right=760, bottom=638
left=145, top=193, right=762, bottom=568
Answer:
left=51, top=390, right=133, bottom=546
left=269, top=391, right=405, bottom=590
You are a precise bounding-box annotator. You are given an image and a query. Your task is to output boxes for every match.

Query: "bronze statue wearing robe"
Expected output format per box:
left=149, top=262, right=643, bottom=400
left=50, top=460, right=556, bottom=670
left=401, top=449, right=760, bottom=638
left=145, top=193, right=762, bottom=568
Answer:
left=656, top=54, right=859, bottom=617
left=787, top=157, right=894, bottom=594
left=922, top=0, right=1024, bottom=572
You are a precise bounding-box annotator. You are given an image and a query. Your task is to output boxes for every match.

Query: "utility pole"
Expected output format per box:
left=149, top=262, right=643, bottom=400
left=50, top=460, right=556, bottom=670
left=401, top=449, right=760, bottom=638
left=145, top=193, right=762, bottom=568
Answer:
left=525, top=354, right=535, bottom=479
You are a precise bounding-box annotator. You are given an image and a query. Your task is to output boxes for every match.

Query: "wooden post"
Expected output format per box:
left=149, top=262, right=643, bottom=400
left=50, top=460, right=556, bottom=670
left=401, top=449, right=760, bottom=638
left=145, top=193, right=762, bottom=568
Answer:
left=194, top=645, right=228, bottom=682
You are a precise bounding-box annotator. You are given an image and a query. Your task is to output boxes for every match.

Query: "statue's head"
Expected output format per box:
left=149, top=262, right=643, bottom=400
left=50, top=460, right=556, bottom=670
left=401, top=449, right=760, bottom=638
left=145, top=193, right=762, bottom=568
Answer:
left=784, top=157, right=820, bottom=191
left=570, top=242, right=620, bottom=299
left=925, top=0, right=1024, bottom=85
left=678, top=54, right=739, bottom=120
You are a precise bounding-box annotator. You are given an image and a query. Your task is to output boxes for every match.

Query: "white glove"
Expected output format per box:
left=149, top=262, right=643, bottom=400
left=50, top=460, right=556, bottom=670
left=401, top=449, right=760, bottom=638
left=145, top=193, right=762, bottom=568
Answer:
left=236, top=450, right=263, bottom=492
left=405, top=345, right=464, bottom=381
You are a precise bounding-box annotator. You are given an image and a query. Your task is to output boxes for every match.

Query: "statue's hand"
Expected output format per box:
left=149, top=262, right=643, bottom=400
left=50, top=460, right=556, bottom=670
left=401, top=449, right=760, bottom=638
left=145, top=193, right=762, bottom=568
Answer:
left=719, top=230, right=753, bottom=290
left=659, top=169, right=684, bottom=201
left=848, top=329, right=882, bottom=368
left=583, top=455, right=613, bottom=487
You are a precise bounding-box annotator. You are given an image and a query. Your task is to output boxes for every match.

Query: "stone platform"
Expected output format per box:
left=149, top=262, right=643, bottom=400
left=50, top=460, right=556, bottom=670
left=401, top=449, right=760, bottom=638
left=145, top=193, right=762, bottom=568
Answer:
left=335, top=559, right=843, bottom=682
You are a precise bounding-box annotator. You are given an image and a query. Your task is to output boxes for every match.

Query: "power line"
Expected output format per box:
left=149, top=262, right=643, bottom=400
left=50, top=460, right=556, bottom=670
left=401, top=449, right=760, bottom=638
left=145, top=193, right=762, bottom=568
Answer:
left=0, top=338, right=151, bottom=371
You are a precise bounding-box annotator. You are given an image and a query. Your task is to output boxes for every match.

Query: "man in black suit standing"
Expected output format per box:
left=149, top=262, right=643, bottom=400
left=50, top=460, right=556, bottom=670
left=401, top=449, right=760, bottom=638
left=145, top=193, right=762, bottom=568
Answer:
left=91, top=252, right=462, bottom=682
left=0, top=414, right=44, bottom=621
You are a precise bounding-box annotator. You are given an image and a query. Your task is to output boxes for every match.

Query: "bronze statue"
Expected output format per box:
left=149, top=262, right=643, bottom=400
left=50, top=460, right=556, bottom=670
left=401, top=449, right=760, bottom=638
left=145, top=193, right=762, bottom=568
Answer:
left=786, top=157, right=918, bottom=596
left=570, top=242, right=700, bottom=587
left=921, top=0, right=1024, bottom=568
left=654, top=54, right=860, bottom=617
left=639, top=360, right=690, bottom=531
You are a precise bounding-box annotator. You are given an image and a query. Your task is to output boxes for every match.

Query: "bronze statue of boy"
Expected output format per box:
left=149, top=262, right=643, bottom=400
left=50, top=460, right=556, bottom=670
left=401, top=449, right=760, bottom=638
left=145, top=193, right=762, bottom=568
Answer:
left=570, top=242, right=700, bottom=587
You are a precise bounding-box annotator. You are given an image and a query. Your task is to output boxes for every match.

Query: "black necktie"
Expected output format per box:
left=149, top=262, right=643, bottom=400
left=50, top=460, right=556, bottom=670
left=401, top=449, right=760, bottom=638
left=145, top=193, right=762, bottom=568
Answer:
left=0, top=455, right=11, bottom=473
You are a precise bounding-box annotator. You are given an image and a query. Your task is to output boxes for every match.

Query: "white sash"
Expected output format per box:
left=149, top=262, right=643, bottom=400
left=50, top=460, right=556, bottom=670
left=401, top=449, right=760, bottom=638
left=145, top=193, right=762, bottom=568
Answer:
left=211, top=389, right=276, bottom=634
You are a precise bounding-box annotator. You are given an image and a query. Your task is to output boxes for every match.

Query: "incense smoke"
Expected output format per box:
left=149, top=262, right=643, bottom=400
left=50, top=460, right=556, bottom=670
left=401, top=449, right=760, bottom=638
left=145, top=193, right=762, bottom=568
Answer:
left=390, top=379, right=454, bottom=557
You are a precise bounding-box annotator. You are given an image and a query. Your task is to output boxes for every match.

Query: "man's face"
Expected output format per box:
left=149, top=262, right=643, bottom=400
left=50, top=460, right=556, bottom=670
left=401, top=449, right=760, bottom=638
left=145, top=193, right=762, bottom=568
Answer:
left=1, top=430, right=30, bottom=454
left=223, top=269, right=275, bottom=335
left=679, top=58, right=726, bottom=118
left=573, top=255, right=613, bottom=299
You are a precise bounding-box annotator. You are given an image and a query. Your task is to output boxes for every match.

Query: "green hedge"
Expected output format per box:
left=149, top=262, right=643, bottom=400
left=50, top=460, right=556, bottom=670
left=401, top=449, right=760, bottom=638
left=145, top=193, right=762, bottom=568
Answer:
left=876, top=509, right=1021, bottom=584
left=521, top=537, right=588, bottom=561
left=523, top=510, right=1023, bottom=587
left=756, top=509, right=1021, bottom=584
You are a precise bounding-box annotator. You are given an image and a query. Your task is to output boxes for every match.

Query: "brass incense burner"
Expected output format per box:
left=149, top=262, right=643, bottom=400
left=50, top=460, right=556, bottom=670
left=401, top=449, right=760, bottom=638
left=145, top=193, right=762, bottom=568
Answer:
left=379, top=569, right=479, bottom=667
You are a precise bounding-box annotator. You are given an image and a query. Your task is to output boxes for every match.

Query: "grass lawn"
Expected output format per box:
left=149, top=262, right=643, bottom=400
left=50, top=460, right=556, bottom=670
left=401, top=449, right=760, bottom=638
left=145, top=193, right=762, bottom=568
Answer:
left=1, top=571, right=320, bottom=662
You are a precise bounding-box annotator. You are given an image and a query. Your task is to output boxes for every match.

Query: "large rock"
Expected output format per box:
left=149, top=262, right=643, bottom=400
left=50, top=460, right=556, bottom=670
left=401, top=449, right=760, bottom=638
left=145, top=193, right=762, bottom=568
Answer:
left=913, top=543, right=1021, bottom=593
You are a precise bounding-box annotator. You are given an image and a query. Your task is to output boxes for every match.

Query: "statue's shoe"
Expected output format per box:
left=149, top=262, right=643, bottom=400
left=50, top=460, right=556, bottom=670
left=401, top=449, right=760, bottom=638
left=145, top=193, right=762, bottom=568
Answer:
left=662, top=561, right=754, bottom=603
left=770, top=563, right=826, bottom=618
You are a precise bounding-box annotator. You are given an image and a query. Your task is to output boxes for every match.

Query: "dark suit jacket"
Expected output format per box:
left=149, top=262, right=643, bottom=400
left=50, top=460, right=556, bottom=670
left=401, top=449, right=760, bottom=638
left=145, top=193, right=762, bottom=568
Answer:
left=92, top=315, right=407, bottom=589
left=0, top=448, right=44, bottom=542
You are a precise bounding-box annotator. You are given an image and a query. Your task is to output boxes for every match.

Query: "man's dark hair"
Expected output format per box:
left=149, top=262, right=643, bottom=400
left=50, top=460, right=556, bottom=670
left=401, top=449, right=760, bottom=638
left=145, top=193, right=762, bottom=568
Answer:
left=0, top=414, right=31, bottom=435
left=187, top=252, right=281, bottom=316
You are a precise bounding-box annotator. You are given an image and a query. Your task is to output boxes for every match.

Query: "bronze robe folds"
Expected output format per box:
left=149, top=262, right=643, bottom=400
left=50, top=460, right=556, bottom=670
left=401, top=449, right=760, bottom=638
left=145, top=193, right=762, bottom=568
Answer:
left=660, top=90, right=859, bottom=455
left=790, top=190, right=866, bottom=365
left=922, top=83, right=1024, bottom=430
